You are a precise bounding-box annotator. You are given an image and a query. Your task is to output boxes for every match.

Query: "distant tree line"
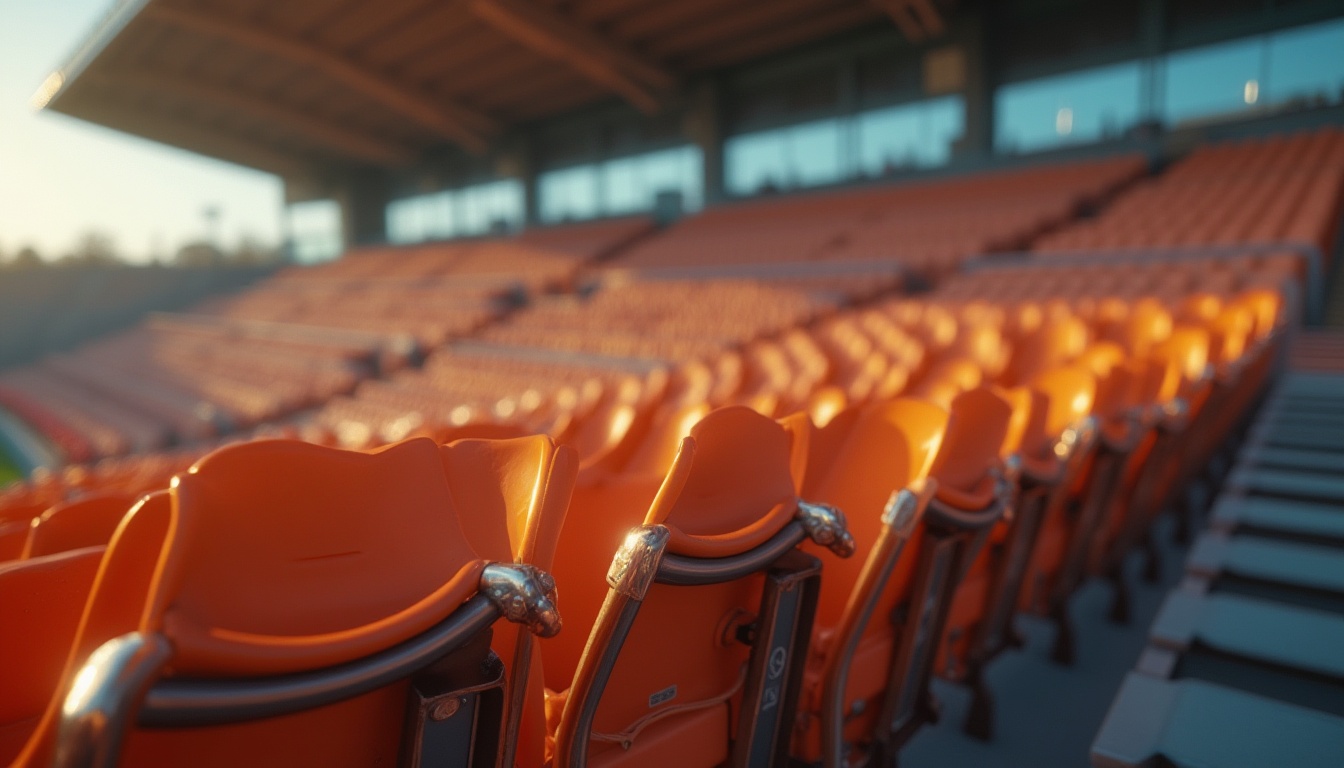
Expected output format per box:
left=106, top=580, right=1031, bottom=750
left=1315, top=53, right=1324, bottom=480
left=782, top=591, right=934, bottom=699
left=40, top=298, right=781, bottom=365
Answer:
left=0, top=230, right=287, bottom=271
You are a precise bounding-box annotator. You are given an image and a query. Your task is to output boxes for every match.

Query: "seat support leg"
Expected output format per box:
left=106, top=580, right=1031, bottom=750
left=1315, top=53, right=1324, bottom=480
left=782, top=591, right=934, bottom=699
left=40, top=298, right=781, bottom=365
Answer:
left=1172, top=489, right=1193, bottom=546
left=1141, top=528, right=1162, bottom=584
left=1049, top=601, right=1076, bottom=666
left=961, top=664, right=994, bottom=742
left=1107, top=563, right=1132, bottom=625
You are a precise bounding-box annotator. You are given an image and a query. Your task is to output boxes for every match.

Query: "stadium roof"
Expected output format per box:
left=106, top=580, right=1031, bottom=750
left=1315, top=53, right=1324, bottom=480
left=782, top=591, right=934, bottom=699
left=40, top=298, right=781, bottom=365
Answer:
left=34, top=0, right=951, bottom=178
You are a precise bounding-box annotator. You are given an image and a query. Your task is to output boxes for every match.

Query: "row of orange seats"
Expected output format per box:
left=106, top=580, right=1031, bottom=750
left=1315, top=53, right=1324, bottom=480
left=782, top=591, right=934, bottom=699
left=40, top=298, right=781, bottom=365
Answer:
left=1035, top=128, right=1344, bottom=255
left=0, top=325, right=371, bottom=457
left=0, top=266, right=1286, bottom=767
left=305, top=249, right=1296, bottom=477
left=0, top=225, right=650, bottom=464
left=0, top=248, right=1292, bottom=518
left=610, top=156, right=1146, bottom=276
left=309, top=277, right=870, bottom=449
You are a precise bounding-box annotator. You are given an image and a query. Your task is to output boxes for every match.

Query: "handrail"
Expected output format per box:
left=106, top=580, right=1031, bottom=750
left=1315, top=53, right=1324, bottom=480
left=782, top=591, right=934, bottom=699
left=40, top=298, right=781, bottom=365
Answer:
left=140, top=596, right=501, bottom=727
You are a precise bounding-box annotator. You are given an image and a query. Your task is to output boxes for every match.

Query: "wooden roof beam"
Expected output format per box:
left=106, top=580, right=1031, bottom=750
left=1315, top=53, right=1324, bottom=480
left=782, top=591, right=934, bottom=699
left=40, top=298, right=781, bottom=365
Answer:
left=470, top=0, right=677, bottom=114
left=908, top=0, right=946, bottom=37
left=141, top=4, right=494, bottom=153
left=871, top=0, right=928, bottom=43
left=91, top=70, right=415, bottom=167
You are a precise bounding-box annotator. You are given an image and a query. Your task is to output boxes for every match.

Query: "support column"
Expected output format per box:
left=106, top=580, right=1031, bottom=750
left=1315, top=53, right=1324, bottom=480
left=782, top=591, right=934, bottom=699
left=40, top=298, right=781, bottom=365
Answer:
left=1139, top=0, right=1167, bottom=124
left=521, top=153, right=541, bottom=229
left=685, top=78, right=726, bottom=206
left=956, top=13, right=994, bottom=159
left=495, top=132, right=540, bottom=229
left=337, top=168, right=390, bottom=247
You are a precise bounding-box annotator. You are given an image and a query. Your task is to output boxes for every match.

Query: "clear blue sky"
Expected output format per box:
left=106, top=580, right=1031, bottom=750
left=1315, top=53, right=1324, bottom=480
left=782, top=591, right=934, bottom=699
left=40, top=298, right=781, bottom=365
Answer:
left=0, top=1, right=283, bottom=263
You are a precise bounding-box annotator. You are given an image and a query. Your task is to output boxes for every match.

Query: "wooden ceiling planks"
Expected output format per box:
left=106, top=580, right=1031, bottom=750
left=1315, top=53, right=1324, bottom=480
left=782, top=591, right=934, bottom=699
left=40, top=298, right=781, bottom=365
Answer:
left=50, top=0, right=899, bottom=173
left=684, top=5, right=884, bottom=71
left=607, top=0, right=737, bottom=46
left=468, top=55, right=593, bottom=109
left=431, top=39, right=557, bottom=100
left=647, top=0, right=852, bottom=61
left=567, top=0, right=652, bottom=28
left=502, top=81, right=608, bottom=122
left=251, top=0, right=351, bottom=39
left=310, top=0, right=430, bottom=55
left=391, top=17, right=521, bottom=91
left=347, top=2, right=474, bottom=72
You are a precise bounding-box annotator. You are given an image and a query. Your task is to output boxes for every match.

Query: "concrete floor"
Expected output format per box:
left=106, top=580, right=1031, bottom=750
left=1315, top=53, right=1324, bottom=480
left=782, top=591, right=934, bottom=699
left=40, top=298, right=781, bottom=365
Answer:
left=902, top=518, right=1187, bottom=768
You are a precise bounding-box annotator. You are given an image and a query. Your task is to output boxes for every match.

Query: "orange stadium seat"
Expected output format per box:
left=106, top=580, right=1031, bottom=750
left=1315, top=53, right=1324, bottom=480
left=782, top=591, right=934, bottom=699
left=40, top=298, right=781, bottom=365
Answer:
left=547, top=407, right=855, bottom=768
left=18, top=492, right=135, bottom=560
left=786, top=397, right=947, bottom=766
left=0, top=546, right=106, bottom=764
left=14, top=437, right=571, bottom=768
left=2, top=108, right=1339, bottom=768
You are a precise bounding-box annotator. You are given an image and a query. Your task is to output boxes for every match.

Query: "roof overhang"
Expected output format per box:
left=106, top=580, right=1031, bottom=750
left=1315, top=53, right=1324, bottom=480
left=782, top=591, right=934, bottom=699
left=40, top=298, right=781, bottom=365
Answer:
left=34, top=0, right=943, bottom=180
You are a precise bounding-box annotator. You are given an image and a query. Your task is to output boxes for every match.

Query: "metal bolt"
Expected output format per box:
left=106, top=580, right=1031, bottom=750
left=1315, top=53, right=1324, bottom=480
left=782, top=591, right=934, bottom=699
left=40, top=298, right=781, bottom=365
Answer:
left=430, top=698, right=462, bottom=721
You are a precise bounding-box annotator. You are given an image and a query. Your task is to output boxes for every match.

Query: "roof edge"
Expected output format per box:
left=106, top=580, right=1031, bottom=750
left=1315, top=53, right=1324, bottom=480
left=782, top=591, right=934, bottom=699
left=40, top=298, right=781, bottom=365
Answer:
left=32, top=0, right=154, bottom=112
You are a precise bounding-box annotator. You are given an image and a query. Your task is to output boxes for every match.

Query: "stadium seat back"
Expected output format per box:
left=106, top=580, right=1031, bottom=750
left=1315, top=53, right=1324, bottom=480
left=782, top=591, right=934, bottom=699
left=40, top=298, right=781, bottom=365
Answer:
left=0, top=519, right=29, bottom=561
left=439, top=434, right=578, bottom=768
left=806, top=385, right=849, bottom=428
left=553, top=407, right=844, bottom=767
left=1209, top=305, right=1255, bottom=366
left=21, top=492, right=135, bottom=560
left=0, top=547, right=104, bottom=765
left=649, top=406, right=799, bottom=557
left=160, top=438, right=486, bottom=676
left=928, top=387, right=1013, bottom=506
left=1006, top=315, right=1089, bottom=385
left=1121, top=299, right=1173, bottom=358
left=785, top=399, right=947, bottom=765
left=1156, top=328, right=1211, bottom=384
left=995, top=385, right=1038, bottom=459
left=798, top=399, right=948, bottom=627
left=620, top=402, right=711, bottom=478
left=27, top=439, right=569, bottom=768
left=1176, top=292, right=1222, bottom=325
left=928, top=388, right=1014, bottom=676
left=1233, top=288, right=1283, bottom=342
left=1025, top=366, right=1097, bottom=461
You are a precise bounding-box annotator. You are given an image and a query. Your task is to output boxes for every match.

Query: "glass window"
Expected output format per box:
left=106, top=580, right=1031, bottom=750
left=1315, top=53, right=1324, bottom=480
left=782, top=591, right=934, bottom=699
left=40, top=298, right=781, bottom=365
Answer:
left=600, top=146, right=703, bottom=215
left=387, top=181, right=521, bottom=243
left=458, top=179, right=523, bottom=235
left=788, top=119, right=845, bottom=187
left=386, top=198, right=426, bottom=245
left=539, top=166, right=600, bottom=223
left=995, top=62, right=1143, bottom=153
left=541, top=146, right=703, bottom=222
left=1162, top=37, right=1264, bottom=126
left=288, top=200, right=342, bottom=262
left=1266, top=18, right=1344, bottom=107
left=421, top=192, right=455, bottom=239
left=857, top=95, right=965, bottom=174
left=726, top=129, right=790, bottom=195
left=725, top=118, right=846, bottom=195
left=728, top=101, right=965, bottom=195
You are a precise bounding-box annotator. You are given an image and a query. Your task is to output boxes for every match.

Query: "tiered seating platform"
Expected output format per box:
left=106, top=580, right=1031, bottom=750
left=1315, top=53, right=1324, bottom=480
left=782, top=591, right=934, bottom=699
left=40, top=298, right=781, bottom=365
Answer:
left=0, top=130, right=1340, bottom=768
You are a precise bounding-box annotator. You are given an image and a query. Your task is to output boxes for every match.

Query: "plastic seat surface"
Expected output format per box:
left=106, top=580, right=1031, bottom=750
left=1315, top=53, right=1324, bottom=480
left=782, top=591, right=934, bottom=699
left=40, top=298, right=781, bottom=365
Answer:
left=16, top=437, right=552, bottom=768
left=787, top=398, right=948, bottom=759
left=545, top=406, right=807, bottom=767
left=0, top=546, right=105, bottom=765
left=20, top=492, right=135, bottom=560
